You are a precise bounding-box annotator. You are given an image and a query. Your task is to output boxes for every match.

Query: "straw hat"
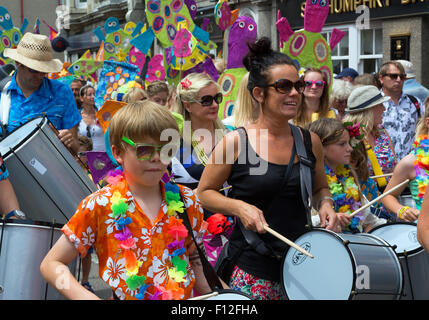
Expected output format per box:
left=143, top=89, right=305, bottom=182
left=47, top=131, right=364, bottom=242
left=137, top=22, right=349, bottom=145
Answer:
left=345, top=85, right=391, bottom=113
left=4, top=33, right=62, bottom=73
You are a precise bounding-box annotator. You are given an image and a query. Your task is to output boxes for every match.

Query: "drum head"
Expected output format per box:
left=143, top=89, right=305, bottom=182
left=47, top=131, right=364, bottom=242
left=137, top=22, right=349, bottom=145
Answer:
left=206, top=290, right=252, bottom=300
left=370, top=222, right=421, bottom=255
left=282, top=229, right=355, bottom=300
left=0, top=117, right=45, bottom=157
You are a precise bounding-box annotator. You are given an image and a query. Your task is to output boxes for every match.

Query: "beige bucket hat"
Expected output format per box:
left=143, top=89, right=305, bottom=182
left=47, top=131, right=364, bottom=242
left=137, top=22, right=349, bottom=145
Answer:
left=345, top=85, right=391, bottom=113
left=4, top=32, right=62, bottom=73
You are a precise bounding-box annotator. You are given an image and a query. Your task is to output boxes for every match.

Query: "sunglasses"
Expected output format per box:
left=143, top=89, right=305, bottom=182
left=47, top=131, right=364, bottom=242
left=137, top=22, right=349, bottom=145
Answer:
left=263, top=79, right=306, bottom=94
left=122, top=136, right=172, bottom=162
left=305, top=80, right=325, bottom=88
left=383, top=73, right=406, bottom=81
left=193, top=93, right=223, bottom=106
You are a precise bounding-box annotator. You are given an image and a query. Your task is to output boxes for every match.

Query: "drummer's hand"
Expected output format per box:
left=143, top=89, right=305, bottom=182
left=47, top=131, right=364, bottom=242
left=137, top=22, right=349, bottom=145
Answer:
left=237, top=202, right=267, bottom=234
left=318, top=203, right=341, bottom=232
left=336, top=212, right=352, bottom=230
left=58, top=129, right=75, bottom=149
left=399, top=207, right=419, bottom=222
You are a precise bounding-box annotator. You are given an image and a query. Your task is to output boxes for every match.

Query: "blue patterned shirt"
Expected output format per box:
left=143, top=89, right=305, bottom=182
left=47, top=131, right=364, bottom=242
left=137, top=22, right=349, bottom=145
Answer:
left=0, top=74, right=81, bottom=135
left=0, top=154, right=8, bottom=181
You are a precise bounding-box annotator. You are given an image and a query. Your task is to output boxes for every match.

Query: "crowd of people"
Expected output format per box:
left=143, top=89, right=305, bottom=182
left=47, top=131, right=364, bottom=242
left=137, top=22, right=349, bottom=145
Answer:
left=1, top=31, right=429, bottom=301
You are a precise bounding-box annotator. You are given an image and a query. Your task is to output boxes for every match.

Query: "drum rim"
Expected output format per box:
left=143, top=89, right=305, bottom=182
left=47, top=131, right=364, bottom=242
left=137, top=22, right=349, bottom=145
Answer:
left=369, top=221, right=423, bottom=256
left=281, top=228, right=357, bottom=300
left=0, top=218, right=64, bottom=229
left=211, top=289, right=253, bottom=299
left=1, top=116, right=47, bottom=159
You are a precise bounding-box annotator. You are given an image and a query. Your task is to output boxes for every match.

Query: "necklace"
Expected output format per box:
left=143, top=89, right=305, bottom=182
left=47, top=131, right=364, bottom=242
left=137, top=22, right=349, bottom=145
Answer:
left=413, top=135, right=429, bottom=202
left=109, top=171, right=188, bottom=300
left=325, top=164, right=364, bottom=232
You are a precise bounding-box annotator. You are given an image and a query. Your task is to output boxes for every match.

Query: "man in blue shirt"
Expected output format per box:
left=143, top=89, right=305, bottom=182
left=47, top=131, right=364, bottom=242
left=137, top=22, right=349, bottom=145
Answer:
left=397, top=60, right=429, bottom=104
left=2, top=33, right=81, bottom=153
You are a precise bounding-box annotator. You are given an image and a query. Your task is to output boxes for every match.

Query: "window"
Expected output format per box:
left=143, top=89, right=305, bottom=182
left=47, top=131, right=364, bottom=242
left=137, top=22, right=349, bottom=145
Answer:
left=359, top=28, right=383, bottom=74
left=75, top=0, right=87, bottom=9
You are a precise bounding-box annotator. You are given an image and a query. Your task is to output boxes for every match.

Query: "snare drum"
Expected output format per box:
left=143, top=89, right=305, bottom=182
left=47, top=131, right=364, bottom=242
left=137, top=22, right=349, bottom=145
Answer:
left=0, top=117, right=97, bottom=224
left=0, top=219, right=78, bottom=300
left=282, top=229, right=403, bottom=300
left=370, top=222, right=429, bottom=300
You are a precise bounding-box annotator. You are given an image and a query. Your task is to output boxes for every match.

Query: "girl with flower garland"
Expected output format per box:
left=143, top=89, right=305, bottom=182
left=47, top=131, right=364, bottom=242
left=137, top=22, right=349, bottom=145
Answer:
left=381, top=100, right=429, bottom=222
left=308, top=118, right=385, bottom=233
left=41, top=101, right=226, bottom=300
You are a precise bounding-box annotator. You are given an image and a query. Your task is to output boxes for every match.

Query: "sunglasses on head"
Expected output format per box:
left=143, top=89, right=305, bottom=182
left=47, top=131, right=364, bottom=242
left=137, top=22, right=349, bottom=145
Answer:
left=262, top=79, right=306, bottom=94
left=193, top=92, right=223, bottom=107
left=122, top=136, right=172, bottom=162
left=305, top=80, right=325, bottom=88
left=383, top=73, right=405, bottom=81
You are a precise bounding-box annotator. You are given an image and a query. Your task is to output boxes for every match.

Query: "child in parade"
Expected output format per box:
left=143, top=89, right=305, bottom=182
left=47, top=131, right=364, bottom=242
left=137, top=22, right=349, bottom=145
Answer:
left=40, top=101, right=226, bottom=300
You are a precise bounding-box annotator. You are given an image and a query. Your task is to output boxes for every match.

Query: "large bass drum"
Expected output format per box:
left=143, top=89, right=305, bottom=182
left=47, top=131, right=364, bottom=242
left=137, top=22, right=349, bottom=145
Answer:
left=282, top=229, right=403, bottom=300
left=370, top=222, right=429, bottom=300
left=0, top=219, right=78, bottom=300
left=0, top=117, right=96, bottom=224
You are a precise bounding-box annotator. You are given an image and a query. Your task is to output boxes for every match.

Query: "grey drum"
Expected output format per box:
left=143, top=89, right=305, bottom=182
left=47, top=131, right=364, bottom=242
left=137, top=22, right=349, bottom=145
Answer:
left=282, top=229, right=403, bottom=300
left=0, top=220, right=78, bottom=300
left=370, top=222, right=429, bottom=300
left=0, top=117, right=96, bottom=224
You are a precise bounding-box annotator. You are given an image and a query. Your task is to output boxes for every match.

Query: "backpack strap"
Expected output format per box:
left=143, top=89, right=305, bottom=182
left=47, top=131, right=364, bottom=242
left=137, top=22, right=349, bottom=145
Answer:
left=407, top=94, right=421, bottom=118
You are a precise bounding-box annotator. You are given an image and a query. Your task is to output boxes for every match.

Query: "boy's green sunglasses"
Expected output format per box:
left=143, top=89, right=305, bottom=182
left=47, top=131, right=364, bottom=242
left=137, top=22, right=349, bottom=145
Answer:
left=122, top=136, right=172, bottom=161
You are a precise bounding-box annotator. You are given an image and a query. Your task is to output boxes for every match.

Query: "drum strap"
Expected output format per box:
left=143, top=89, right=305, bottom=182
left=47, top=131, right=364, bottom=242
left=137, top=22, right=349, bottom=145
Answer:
left=0, top=81, right=11, bottom=138
left=290, top=125, right=314, bottom=230
left=177, top=190, right=224, bottom=291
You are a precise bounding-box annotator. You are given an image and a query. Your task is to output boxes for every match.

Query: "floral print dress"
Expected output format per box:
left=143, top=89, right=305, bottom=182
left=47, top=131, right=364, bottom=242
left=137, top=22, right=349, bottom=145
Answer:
left=62, top=180, right=205, bottom=300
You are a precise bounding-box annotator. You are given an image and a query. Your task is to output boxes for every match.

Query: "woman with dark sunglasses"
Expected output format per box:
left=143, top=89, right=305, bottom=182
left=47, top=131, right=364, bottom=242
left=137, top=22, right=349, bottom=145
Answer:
left=77, top=84, right=105, bottom=151
left=294, top=67, right=336, bottom=127
left=198, top=37, right=340, bottom=300
left=171, top=73, right=227, bottom=196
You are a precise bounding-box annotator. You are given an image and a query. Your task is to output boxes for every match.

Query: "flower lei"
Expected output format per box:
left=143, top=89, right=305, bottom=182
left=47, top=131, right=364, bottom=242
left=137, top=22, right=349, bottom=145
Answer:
left=413, top=135, right=429, bottom=202
left=343, top=121, right=365, bottom=149
left=108, top=169, right=190, bottom=300
left=325, top=164, right=364, bottom=232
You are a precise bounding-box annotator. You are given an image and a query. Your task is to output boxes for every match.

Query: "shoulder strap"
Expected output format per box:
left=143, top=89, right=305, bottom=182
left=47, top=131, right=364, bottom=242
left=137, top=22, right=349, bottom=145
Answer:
left=290, top=124, right=313, bottom=230
left=177, top=189, right=223, bottom=291
left=407, top=94, right=421, bottom=118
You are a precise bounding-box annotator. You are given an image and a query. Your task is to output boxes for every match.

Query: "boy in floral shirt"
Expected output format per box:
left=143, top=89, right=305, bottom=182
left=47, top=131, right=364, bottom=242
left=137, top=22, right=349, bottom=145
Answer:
left=40, top=101, right=225, bottom=300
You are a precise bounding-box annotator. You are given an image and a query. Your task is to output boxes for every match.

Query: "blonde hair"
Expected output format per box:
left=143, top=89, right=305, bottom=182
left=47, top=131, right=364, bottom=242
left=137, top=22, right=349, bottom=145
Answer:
left=343, top=108, right=379, bottom=138
left=232, top=72, right=259, bottom=127
left=173, top=73, right=225, bottom=133
left=351, top=141, right=369, bottom=182
left=295, top=67, right=330, bottom=127
left=307, top=118, right=345, bottom=146
left=122, top=87, right=147, bottom=103
left=416, top=98, right=429, bottom=137
left=329, top=79, right=354, bottom=105
left=109, top=100, right=179, bottom=152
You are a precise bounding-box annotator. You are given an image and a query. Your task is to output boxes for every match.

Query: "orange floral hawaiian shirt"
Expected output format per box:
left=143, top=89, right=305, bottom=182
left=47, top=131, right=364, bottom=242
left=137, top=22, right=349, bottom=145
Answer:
left=62, top=180, right=205, bottom=300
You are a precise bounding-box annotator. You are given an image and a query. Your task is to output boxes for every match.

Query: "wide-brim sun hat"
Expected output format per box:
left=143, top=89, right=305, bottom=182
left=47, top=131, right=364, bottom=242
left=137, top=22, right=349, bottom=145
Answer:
left=345, top=85, right=391, bottom=113
left=4, top=32, right=62, bottom=73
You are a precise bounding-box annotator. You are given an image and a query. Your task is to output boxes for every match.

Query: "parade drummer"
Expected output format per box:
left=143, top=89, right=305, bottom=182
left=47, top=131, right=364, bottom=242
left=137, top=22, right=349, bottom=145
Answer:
left=1, top=33, right=81, bottom=153
left=197, top=37, right=340, bottom=300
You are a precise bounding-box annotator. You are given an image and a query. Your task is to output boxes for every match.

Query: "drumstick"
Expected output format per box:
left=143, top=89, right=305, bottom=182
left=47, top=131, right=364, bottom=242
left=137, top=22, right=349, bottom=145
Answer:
left=263, top=225, right=314, bottom=259
left=370, top=173, right=393, bottom=179
left=349, top=179, right=410, bottom=218
left=219, top=185, right=232, bottom=192
left=188, top=292, right=219, bottom=300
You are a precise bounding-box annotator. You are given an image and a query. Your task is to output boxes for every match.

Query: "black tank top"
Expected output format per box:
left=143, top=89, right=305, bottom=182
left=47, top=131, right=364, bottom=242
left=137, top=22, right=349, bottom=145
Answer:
left=227, top=126, right=316, bottom=282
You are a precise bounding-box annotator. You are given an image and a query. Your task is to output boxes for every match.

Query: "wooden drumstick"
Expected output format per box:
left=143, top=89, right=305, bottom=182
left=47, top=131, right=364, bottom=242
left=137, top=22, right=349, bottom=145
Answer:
left=370, top=173, right=393, bottom=179
left=188, top=291, right=219, bottom=300
left=219, top=185, right=232, bottom=192
left=264, top=225, right=314, bottom=259
left=349, top=179, right=410, bottom=218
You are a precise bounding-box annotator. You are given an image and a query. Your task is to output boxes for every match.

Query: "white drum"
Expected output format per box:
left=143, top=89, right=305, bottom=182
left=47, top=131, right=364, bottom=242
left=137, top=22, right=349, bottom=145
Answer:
left=0, top=220, right=78, bottom=300
left=0, top=117, right=97, bottom=224
left=282, top=229, right=403, bottom=300
left=370, top=222, right=429, bottom=300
